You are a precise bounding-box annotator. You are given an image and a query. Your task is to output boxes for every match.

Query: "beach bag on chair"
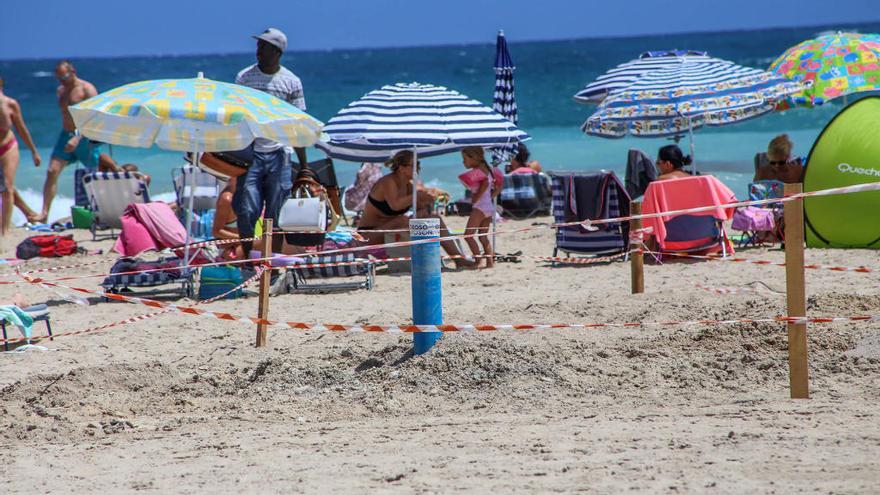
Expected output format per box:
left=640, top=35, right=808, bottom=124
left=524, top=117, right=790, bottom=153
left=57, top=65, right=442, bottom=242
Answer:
left=279, top=169, right=334, bottom=246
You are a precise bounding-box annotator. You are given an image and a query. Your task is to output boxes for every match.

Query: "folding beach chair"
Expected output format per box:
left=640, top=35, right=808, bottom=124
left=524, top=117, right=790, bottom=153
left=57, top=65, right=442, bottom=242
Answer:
left=733, top=179, right=785, bottom=248
left=550, top=171, right=631, bottom=260
left=172, top=165, right=223, bottom=239
left=662, top=215, right=730, bottom=256
left=642, top=176, right=736, bottom=260
left=499, top=173, right=551, bottom=219
left=101, top=255, right=196, bottom=300
left=288, top=253, right=375, bottom=294
left=82, top=171, right=151, bottom=241
left=252, top=252, right=375, bottom=294
left=1, top=305, right=52, bottom=351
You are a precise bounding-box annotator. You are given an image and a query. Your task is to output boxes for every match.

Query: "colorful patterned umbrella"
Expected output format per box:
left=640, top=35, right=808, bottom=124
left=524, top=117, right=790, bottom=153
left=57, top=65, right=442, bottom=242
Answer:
left=70, top=75, right=323, bottom=152
left=769, top=32, right=880, bottom=106
left=583, top=58, right=805, bottom=138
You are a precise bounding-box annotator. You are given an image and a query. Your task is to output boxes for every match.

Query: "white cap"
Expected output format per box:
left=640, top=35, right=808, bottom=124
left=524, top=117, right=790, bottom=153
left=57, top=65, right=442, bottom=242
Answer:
left=253, top=27, right=287, bottom=53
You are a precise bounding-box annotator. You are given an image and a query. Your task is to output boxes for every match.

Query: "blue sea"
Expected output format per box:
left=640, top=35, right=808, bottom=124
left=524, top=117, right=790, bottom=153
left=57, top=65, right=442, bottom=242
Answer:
left=1, top=22, right=879, bottom=223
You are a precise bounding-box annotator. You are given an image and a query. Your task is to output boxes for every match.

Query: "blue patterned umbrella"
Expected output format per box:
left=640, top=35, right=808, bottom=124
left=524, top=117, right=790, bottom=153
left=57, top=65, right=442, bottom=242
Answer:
left=492, top=30, right=518, bottom=164
left=582, top=58, right=805, bottom=138
left=574, top=50, right=712, bottom=104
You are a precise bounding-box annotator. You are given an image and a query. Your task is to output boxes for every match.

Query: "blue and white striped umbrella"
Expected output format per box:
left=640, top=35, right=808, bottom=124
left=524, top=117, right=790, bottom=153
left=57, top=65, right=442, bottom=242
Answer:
left=492, top=30, right=518, bottom=164
left=574, top=50, right=713, bottom=104
left=317, top=82, right=529, bottom=163
left=582, top=58, right=806, bottom=138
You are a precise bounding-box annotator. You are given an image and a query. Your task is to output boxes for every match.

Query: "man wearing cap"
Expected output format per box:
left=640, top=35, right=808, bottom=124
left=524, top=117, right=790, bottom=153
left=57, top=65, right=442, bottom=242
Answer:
left=234, top=27, right=308, bottom=254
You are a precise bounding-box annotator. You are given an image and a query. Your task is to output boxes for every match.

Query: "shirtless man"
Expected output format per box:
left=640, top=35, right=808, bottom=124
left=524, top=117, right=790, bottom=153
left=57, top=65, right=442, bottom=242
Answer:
left=31, top=61, right=105, bottom=223
left=0, top=76, right=42, bottom=234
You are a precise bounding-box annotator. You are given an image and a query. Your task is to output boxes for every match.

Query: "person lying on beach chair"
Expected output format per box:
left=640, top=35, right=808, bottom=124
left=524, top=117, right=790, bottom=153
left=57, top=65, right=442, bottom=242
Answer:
left=357, top=150, right=474, bottom=269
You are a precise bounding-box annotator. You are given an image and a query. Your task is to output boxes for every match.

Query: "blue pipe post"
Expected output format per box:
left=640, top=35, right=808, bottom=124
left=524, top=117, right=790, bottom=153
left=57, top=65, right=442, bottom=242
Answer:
left=411, top=218, right=442, bottom=355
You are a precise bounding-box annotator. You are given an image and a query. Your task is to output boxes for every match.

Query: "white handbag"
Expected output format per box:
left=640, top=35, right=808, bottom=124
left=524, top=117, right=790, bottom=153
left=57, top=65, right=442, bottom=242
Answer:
left=277, top=189, right=328, bottom=232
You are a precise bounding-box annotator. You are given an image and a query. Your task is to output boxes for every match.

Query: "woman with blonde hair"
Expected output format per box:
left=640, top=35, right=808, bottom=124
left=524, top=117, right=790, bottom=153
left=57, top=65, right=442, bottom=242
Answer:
left=358, top=150, right=473, bottom=267
left=754, top=134, right=803, bottom=183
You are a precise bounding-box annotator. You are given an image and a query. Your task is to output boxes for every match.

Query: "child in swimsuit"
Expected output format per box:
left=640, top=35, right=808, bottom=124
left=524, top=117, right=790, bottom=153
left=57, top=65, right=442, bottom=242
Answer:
left=459, top=146, right=502, bottom=268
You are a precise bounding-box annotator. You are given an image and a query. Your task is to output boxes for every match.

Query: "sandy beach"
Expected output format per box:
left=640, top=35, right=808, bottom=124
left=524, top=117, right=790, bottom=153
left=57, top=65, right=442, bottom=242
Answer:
left=1, top=215, right=879, bottom=493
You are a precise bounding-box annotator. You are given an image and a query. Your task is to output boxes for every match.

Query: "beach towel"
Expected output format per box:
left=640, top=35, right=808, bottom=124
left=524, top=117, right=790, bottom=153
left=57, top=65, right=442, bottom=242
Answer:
left=625, top=149, right=657, bottom=199
left=0, top=306, right=34, bottom=340
left=114, top=202, right=187, bottom=256
left=642, top=175, right=737, bottom=250
left=344, top=163, right=384, bottom=212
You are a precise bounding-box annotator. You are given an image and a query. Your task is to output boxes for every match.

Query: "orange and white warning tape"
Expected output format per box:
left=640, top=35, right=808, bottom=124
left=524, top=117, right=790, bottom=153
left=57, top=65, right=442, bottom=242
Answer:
left=694, top=283, right=783, bottom=296
left=1, top=263, right=268, bottom=346
left=651, top=250, right=875, bottom=274
left=8, top=278, right=878, bottom=339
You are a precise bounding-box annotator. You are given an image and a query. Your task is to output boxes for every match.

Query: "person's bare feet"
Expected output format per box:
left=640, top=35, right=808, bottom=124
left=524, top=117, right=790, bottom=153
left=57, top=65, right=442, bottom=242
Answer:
left=27, top=212, right=47, bottom=224
left=453, top=258, right=477, bottom=270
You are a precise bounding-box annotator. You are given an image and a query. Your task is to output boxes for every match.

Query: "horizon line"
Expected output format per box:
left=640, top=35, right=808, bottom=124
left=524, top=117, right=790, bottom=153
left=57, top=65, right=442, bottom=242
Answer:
left=2, top=19, right=879, bottom=63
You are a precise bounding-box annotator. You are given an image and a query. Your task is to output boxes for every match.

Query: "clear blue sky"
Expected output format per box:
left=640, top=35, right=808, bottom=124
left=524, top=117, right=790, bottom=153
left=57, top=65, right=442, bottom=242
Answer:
left=3, top=0, right=878, bottom=60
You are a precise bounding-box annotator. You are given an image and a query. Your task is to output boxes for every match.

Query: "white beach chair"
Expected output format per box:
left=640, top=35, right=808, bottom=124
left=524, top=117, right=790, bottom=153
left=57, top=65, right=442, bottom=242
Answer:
left=172, top=164, right=222, bottom=212
left=82, top=170, right=151, bottom=240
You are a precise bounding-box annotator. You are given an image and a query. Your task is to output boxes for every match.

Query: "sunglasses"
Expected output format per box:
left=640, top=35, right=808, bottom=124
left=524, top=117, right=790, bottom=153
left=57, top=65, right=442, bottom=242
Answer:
left=769, top=160, right=787, bottom=166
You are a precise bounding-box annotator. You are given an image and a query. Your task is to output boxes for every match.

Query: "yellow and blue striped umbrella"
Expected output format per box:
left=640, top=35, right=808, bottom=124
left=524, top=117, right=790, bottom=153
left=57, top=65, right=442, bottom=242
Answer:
left=70, top=76, right=323, bottom=152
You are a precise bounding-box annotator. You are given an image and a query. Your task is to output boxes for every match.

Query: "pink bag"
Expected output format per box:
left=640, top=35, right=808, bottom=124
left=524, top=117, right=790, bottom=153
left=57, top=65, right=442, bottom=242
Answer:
left=732, top=206, right=776, bottom=232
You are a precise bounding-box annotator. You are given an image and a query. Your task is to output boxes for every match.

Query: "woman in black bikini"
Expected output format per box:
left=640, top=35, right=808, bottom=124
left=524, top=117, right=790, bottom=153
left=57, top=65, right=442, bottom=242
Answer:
left=359, top=151, right=473, bottom=267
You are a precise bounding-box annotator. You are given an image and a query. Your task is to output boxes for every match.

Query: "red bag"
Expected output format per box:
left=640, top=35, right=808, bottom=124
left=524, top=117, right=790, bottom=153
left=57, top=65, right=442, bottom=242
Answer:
left=16, top=234, right=78, bottom=260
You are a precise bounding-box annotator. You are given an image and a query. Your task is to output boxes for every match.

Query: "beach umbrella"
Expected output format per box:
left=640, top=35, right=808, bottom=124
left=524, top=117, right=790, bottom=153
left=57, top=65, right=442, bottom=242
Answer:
left=768, top=32, right=880, bottom=107
left=574, top=50, right=713, bottom=105
left=582, top=58, right=805, bottom=167
left=70, top=74, right=324, bottom=265
left=316, top=82, right=529, bottom=216
left=491, top=29, right=518, bottom=164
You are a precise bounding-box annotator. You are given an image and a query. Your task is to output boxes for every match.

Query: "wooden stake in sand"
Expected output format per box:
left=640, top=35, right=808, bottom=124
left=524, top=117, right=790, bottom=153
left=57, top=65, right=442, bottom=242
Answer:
left=256, top=218, right=273, bottom=348
left=783, top=183, right=809, bottom=399
left=630, top=201, right=644, bottom=294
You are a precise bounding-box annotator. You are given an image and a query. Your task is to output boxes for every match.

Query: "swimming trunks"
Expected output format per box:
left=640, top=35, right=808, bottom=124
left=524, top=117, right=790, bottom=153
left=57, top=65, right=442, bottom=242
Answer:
left=51, top=130, right=103, bottom=169
left=0, top=136, right=17, bottom=158
left=368, top=195, right=409, bottom=217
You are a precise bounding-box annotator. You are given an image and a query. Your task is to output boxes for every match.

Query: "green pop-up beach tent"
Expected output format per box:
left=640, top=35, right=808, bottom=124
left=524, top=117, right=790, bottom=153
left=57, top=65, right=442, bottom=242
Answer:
left=804, top=96, right=880, bottom=248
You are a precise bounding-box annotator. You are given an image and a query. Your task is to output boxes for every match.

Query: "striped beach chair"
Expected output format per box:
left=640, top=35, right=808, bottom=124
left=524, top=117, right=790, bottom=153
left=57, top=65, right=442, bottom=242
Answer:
left=101, top=256, right=195, bottom=300
left=288, top=253, right=375, bottom=294
left=83, top=171, right=151, bottom=240
left=550, top=171, right=631, bottom=259
left=499, top=173, right=551, bottom=219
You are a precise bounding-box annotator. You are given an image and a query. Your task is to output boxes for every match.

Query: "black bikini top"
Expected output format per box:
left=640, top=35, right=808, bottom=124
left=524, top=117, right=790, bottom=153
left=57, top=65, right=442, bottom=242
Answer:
left=368, top=195, right=410, bottom=216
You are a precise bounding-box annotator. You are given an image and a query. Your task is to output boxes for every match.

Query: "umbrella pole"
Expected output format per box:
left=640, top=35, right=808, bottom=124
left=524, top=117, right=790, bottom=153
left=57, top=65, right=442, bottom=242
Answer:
left=182, top=153, right=197, bottom=271
left=411, top=147, right=419, bottom=219
left=687, top=117, right=696, bottom=174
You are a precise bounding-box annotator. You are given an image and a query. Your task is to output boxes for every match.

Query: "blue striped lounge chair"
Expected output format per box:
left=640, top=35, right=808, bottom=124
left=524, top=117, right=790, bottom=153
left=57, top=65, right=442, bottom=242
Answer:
left=101, top=256, right=195, bottom=300
left=551, top=171, right=631, bottom=259
left=288, top=253, right=375, bottom=294
left=499, top=173, right=552, bottom=219
left=1, top=304, right=52, bottom=351
left=83, top=171, right=151, bottom=241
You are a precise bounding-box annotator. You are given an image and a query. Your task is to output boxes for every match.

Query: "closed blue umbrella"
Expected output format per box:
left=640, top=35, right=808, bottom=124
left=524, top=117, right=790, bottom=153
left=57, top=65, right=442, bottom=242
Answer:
left=574, top=50, right=712, bottom=104
left=492, top=29, right=518, bottom=164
